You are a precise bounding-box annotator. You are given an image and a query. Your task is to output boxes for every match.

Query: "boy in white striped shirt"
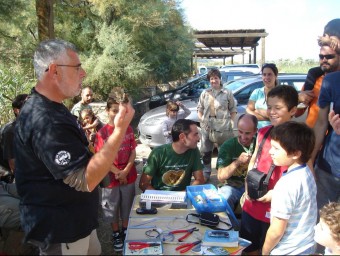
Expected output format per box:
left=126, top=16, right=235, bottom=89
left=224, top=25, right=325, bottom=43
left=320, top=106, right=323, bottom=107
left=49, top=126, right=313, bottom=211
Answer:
left=262, top=121, right=317, bottom=255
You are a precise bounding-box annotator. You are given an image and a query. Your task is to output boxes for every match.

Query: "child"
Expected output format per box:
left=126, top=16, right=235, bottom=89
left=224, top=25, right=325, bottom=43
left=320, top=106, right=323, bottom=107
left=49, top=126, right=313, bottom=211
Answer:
left=94, top=97, right=137, bottom=253
left=240, top=85, right=299, bottom=254
left=262, top=121, right=317, bottom=255
left=162, top=101, right=191, bottom=143
left=314, top=202, right=340, bottom=255
left=80, top=108, right=103, bottom=149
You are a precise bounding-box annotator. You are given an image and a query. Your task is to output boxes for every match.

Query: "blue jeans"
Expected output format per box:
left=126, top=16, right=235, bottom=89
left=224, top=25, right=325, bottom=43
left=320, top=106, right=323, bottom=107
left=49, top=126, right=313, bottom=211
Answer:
left=218, top=185, right=245, bottom=210
left=315, top=165, right=340, bottom=211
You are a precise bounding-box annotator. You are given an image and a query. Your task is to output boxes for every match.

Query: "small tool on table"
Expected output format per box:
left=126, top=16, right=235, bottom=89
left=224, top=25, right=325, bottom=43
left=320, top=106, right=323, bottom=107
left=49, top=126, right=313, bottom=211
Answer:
left=128, top=241, right=161, bottom=250
left=175, top=240, right=201, bottom=254
left=169, top=227, right=199, bottom=242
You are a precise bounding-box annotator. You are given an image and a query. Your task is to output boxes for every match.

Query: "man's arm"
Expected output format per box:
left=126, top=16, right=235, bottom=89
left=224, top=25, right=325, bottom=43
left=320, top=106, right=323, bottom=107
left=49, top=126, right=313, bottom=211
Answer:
left=310, top=106, right=329, bottom=168
left=191, top=170, right=204, bottom=185
left=139, top=173, right=155, bottom=192
left=85, top=102, right=135, bottom=192
left=262, top=217, right=288, bottom=255
left=217, top=152, right=250, bottom=182
left=246, top=101, right=268, bottom=121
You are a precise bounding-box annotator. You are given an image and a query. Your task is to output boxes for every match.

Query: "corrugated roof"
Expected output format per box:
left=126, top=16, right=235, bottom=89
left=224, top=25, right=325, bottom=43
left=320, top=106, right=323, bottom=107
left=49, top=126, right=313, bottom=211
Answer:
left=193, top=29, right=268, bottom=59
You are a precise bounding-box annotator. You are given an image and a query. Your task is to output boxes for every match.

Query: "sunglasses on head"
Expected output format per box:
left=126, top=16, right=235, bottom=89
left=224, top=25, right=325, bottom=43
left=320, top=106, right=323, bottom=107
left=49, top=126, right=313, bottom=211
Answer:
left=319, top=54, right=336, bottom=60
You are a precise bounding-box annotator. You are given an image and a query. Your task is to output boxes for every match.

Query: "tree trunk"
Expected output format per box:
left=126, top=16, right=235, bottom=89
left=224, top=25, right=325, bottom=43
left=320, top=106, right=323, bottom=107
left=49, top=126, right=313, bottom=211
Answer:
left=36, top=0, right=55, bottom=41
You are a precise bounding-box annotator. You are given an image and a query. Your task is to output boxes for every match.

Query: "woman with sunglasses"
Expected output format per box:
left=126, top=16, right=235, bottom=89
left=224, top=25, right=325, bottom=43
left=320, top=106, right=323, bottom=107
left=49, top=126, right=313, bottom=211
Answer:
left=246, top=63, right=278, bottom=128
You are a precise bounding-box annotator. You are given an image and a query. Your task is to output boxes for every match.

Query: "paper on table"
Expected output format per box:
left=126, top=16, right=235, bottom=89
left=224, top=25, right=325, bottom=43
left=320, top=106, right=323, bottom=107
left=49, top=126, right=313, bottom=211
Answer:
left=140, top=190, right=186, bottom=203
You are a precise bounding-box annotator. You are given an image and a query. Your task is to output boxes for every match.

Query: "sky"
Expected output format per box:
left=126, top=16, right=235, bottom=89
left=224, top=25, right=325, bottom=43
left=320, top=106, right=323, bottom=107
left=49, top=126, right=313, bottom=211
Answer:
left=180, top=0, right=340, bottom=61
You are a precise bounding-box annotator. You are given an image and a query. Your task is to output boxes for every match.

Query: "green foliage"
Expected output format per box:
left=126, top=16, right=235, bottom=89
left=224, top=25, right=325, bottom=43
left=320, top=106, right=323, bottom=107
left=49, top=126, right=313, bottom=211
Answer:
left=83, top=24, right=149, bottom=99
left=116, top=0, right=195, bottom=83
left=0, top=0, right=37, bottom=67
left=274, top=58, right=319, bottom=73
left=0, top=65, right=34, bottom=125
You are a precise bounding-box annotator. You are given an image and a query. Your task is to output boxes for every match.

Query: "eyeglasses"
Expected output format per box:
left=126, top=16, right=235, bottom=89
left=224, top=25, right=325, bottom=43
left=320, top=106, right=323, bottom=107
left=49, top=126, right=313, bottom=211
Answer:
left=319, top=54, right=336, bottom=60
left=45, top=63, right=82, bottom=72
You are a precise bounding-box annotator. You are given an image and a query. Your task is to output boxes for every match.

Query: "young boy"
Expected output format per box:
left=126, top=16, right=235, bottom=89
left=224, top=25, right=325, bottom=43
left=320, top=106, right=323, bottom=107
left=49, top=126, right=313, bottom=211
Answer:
left=240, top=85, right=299, bottom=254
left=314, top=202, right=340, bottom=255
left=262, top=121, right=317, bottom=255
left=94, top=97, right=137, bottom=252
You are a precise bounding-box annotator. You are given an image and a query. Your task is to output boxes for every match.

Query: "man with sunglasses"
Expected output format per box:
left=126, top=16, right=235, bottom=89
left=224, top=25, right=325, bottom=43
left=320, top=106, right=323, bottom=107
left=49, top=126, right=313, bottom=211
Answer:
left=14, top=39, right=135, bottom=255
left=297, top=42, right=340, bottom=127
left=309, top=18, right=340, bottom=255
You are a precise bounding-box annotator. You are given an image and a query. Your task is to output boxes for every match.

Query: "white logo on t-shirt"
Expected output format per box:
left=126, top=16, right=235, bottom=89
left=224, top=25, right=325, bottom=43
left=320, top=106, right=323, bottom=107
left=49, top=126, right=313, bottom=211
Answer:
left=55, top=151, right=71, bottom=165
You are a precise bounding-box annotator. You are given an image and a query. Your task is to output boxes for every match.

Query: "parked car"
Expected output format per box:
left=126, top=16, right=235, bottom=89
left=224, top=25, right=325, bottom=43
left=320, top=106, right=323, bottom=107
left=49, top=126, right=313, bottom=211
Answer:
left=220, top=64, right=261, bottom=74
left=138, top=74, right=307, bottom=148
left=149, top=71, right=254, bottom=109
left=224, top=73, right=306, bottom=105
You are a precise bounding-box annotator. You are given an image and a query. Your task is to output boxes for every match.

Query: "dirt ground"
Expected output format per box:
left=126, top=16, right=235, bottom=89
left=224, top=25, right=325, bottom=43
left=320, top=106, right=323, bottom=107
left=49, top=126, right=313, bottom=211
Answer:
left=98, top=143, right=219, bottom=255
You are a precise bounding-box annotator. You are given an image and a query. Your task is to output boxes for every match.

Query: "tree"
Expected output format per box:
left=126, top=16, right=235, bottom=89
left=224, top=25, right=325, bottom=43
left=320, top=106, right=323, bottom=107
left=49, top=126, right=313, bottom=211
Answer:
left=84, top=24, right=149, bottom=98
left=36, top=0, right=55, bottom=41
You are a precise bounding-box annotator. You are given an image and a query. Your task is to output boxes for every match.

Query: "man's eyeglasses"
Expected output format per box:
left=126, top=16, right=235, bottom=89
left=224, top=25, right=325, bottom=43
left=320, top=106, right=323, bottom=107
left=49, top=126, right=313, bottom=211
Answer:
left=45, top=63, right=82, bottom=72
left=319, top=54, right=336, bottom=60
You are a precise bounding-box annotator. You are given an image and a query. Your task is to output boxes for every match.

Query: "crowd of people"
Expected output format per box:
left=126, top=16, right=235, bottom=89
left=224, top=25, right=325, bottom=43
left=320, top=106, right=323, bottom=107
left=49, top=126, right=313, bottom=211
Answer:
left=0, top=18, right=339, bottom=256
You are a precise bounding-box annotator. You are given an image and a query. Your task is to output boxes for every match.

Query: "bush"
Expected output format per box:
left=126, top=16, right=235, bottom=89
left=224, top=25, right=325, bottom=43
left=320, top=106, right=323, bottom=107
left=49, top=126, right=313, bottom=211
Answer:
left=0, top=66, right=34, bottom=126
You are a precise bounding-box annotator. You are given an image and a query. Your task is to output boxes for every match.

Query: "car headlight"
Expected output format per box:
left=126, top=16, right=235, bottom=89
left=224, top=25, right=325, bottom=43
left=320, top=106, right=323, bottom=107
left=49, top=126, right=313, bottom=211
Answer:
left=173, top=94, right=181, bottom=100
left=164, top=92, right=173, bottom=99
left=150, top=95, right=161, bottom=101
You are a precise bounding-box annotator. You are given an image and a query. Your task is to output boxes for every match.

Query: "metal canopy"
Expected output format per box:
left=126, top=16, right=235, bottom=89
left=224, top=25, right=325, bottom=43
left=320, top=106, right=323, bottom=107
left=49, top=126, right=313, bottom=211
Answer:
left=193, top=29, right=268, bottom=63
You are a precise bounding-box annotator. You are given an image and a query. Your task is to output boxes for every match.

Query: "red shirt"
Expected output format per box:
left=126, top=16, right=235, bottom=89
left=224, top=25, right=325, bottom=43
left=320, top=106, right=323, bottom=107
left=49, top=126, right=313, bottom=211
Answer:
left=94, top=124, right=137, bottom=187
left=243, top=125, right=287, bottom=223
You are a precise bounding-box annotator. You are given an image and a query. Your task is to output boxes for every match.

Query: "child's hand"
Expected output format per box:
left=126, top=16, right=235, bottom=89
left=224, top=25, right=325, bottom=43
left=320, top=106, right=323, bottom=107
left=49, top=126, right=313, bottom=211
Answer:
left=110, top=166, right=120, bottom=174
left=176, top=101, right=183, bottom=107
left=118, top=177, right=128, bottom=185
left=257, top=190, right=273, bottom=203
left=115, top=169, right=128, bottom=180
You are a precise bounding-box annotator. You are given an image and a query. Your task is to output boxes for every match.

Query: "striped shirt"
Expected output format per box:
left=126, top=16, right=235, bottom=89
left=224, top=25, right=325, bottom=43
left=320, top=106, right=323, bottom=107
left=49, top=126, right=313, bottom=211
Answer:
left=270, top=164, right=317, bottom=255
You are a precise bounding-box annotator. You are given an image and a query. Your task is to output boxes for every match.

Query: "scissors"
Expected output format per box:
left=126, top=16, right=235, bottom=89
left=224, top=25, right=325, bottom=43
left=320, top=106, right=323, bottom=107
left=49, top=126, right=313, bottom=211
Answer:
left=175, top=240, right=201, bottom=254
left=128, top=241, right=161, bottom=250
left=169, top=227, right=199, bottom=242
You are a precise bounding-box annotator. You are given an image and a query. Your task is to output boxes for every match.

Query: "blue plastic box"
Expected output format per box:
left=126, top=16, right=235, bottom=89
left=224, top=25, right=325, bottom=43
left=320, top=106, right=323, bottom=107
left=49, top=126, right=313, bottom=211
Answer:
left=186, top=184, right=227, bottom=213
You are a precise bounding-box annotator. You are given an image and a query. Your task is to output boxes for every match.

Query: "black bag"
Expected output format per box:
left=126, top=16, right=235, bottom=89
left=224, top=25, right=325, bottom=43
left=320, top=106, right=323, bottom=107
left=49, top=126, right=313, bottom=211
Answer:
left=186, top=212, right=232, bottom=230
left=245, top=127, right=275, bottom=200
left=246, top=166, right=275, bottom=200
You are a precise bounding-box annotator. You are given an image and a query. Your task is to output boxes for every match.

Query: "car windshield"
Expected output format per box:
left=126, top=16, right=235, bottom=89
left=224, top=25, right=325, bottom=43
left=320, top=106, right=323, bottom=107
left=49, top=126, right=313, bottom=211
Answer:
left=224, top=80, right=247, bottom=91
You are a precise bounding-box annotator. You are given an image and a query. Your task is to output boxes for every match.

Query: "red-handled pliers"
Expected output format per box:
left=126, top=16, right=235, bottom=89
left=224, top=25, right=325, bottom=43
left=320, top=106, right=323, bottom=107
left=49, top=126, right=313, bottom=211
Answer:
left=170, top=227, right=199, bottom=242
left=128, top=241, right=160, bottom=250
left=175, top=240, right=201, bottom=254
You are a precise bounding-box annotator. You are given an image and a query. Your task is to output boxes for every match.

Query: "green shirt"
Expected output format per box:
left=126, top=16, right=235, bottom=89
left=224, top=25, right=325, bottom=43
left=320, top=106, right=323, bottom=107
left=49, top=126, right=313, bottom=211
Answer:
left=216, top=136, right=256, bottom=187
left=143, top=144, right=203, bottom=191
left=70, top=102, right=92, bottom=119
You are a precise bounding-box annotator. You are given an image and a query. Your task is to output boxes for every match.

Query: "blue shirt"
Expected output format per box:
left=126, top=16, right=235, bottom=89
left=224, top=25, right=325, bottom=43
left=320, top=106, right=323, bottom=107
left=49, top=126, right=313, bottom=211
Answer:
left=317, top=71, right=340, bottom=178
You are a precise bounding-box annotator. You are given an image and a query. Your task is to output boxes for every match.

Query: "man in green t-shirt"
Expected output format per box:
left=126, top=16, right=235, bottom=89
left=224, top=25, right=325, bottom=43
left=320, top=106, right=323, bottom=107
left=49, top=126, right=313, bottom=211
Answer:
left=216, top=114, right=258, bottom=209
left=139, top=119, right=204, bottom=191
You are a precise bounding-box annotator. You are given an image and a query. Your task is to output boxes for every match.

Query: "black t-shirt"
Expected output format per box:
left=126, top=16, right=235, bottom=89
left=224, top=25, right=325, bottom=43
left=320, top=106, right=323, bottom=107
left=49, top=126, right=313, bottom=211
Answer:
left=14, top=88, right=99, bottom=244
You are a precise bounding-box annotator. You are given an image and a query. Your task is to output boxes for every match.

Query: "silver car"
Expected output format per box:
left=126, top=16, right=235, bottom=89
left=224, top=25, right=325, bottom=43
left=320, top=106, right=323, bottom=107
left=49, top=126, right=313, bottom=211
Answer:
left=138, top=74, right=307, bottom=148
